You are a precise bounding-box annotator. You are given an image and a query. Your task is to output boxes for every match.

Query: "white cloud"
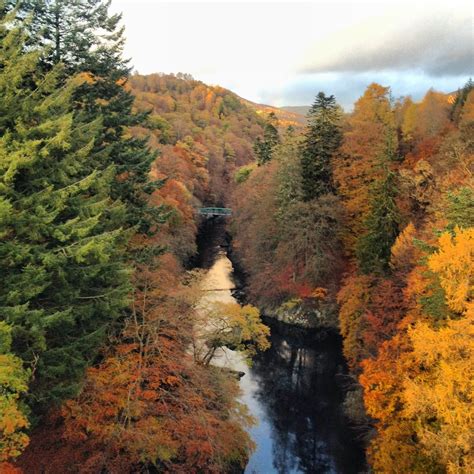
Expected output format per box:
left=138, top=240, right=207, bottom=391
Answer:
left=298, top=7, right=473, bottom=76
left=111, top=0, right=473, bottom=106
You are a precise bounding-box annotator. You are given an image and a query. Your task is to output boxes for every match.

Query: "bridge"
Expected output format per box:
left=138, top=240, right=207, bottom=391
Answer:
left=198, top=207, right=232, bottom=217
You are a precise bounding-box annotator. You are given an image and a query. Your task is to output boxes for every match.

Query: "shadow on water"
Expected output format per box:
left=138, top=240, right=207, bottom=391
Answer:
left=193, top=218, right=366, bottom=473
left=189, top=216, right=229, bottom=269
left=245, top=320, right=366, bottom=474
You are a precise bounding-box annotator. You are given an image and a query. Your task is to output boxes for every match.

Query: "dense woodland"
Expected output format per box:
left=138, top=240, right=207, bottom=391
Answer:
left=0, top=1, right=269, bottom=472
left=232, top=83, right=473, bottom=472
left=0, top=1, right=473, bottom=473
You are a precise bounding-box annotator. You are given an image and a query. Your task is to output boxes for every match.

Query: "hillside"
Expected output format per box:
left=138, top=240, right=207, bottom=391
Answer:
left=281, top=105, right=310, bottom=117
left=242, top=99, right=307, bottom=128
left=129, top=73, right=265, bottom=207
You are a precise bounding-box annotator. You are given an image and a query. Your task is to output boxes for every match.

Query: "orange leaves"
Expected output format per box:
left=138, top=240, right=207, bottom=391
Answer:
left=360, top=334, right=412, bottom=423
left=73, top=71, right=96, bottom=85
left=310, top=287, right=328, bottom=300
left=0, top=462, right=22, bottom=474
left=334, top=83, right=396, bottom=250
left=337, top=274, right=373, bottom=369
left=0, top=323, right=30, bottom=464
left=390, top=222, right=418, bottom=274
left=164, top=375, right=179, bottom=386
left=427, top=226, right=474, bottom=314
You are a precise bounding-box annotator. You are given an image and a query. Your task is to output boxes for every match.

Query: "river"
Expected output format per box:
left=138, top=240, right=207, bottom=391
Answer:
left=195, top=219, right=366, bottom=474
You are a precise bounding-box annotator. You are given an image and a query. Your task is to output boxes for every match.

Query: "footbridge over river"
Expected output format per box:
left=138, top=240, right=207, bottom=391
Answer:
left=197, top=207, right=232, bottom=217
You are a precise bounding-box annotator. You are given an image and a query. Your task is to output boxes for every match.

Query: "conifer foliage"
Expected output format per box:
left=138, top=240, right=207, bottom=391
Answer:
left=232, top=79, right=474, bottom=472
left=254, top=112, right=280, bottom=165
left=1, top=2, right=268, bottom=469
left=300, top=92, right=342, bottom=201
left=0, top=0, right=167, bottom=454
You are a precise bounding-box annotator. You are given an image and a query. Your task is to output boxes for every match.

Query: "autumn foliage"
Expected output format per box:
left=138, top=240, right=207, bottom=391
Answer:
left=231, top=79, right=473, bottom=472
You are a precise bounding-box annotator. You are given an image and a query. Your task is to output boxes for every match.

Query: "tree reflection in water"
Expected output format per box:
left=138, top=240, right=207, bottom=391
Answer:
left=246, top=320, right=366, bottom=474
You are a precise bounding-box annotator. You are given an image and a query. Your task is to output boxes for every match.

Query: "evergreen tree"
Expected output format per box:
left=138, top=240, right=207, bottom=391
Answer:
left=450, top=78, right=473, bottom=124
left=0, top=10, right=129, bottom=408
left=254, top=112, right=280, bottom=165
left=300, top=92, right=342, bottom=201
left=355, top=130, right=400, bottom=275
left=16, top=0, right=164, bottom=234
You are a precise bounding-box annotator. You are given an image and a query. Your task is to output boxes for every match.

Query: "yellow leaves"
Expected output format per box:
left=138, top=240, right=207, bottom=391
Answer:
left=390, top=222, right=418, bottom=273
left=73, top=71, right=96, bottom=85
left=194, top=302, right=270, bottom=365
left=428, top=226, right=474, bottom=313
left=402, top=309, right=474, bottom=472
left=0, top=324, right=30, bottom=462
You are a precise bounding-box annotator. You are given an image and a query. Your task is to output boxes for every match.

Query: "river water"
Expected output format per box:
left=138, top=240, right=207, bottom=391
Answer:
left=196, top=220, right=366, bottom=474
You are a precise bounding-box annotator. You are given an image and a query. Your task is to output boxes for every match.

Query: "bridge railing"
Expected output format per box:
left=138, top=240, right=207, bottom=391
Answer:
left=197, top=207, right=232, bottom=216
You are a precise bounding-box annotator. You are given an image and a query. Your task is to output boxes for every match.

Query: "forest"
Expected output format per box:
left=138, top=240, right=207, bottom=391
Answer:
left=0, top=0, right=473, bottom=473
left=232, top=83, right=473, bottom=472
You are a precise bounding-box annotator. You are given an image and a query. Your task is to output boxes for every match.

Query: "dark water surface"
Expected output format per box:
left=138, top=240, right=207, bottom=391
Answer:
left=195, top=218, right=366, bottom=474
left=242, top=320, right=366, bottom=474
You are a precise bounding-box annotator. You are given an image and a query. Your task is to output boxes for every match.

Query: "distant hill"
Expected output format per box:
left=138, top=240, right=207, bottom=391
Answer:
left=241, top=100, right=307, bottom=128
left=128, top=72, right=267, bottom=205
left=281, top=105, right=310, bottom=117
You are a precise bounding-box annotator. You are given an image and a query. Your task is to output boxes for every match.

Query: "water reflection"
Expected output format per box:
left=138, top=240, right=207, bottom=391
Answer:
left=244, top=322, right=366, bottom=474
left=193, top=220, right=365, bottom=474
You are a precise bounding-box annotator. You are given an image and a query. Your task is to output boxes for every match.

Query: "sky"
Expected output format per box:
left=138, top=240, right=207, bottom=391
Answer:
left=111, top=0, right=474, bottom=110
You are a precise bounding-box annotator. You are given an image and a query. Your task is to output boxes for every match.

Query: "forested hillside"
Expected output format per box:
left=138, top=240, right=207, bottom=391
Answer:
left=127, top=72, right=265, bottom=262
left=231, top=82, right=474, bottom=472
left=1, top=1, right=472, bottom=472
left=0, top=2, right=268, bottom=472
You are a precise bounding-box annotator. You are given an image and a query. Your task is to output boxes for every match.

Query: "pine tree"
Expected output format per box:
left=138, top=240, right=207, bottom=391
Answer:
left=450, top=78, right=473, bottom=124
left=254, top=112, right=280, bottom=165
left=0, top=12, right=130, bottom=408
left=16, top=0, right=164, bottom=233
left=355, top=130, right=400, bottom=275
left=300, top=92, right=342, bottom=201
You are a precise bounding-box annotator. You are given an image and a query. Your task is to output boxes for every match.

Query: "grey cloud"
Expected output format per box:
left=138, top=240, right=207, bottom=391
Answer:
left=300, top=13, right=473, bottom=77
left=259, top=72, right=469, bottom=111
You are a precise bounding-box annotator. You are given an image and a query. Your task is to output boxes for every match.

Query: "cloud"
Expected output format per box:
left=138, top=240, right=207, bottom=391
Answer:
left=299, top=9, right=473, bottom=77
left=257, top=72, right=469, bottom=111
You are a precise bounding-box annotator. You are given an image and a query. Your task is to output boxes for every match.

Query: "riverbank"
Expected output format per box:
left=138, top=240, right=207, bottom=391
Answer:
left=195, top=218, right=366, bottom=473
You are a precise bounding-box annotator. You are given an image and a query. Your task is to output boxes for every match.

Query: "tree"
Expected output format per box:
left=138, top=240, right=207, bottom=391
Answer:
left=403, top=312, right=474, bottom=473
left=355, top=128, right=400, bottom=274
left=276, top=195, right=344, bottom=289
left=0, top=9, right=129, bottom=409
left=337, top=275, right=373, bottom=369
left=0, top=322, right=30, bottom=463
left=16, top=0, right=164, bottom=233
left=300, top=92, right=342, bottom=201
left=450, top=78, right=473, bottom=124
left=427, top=227, right=473, bottom=314
left=356, top=167, right=400, bottom=274
left=446, top=188, right=474, bottom=229
left=18, top=255, right=255, bottom=473
left=333, top=83, right=395, bottom=251
left=193, top=302, right=270, bottom=366
left=254, top=112, right=280, bottom=165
